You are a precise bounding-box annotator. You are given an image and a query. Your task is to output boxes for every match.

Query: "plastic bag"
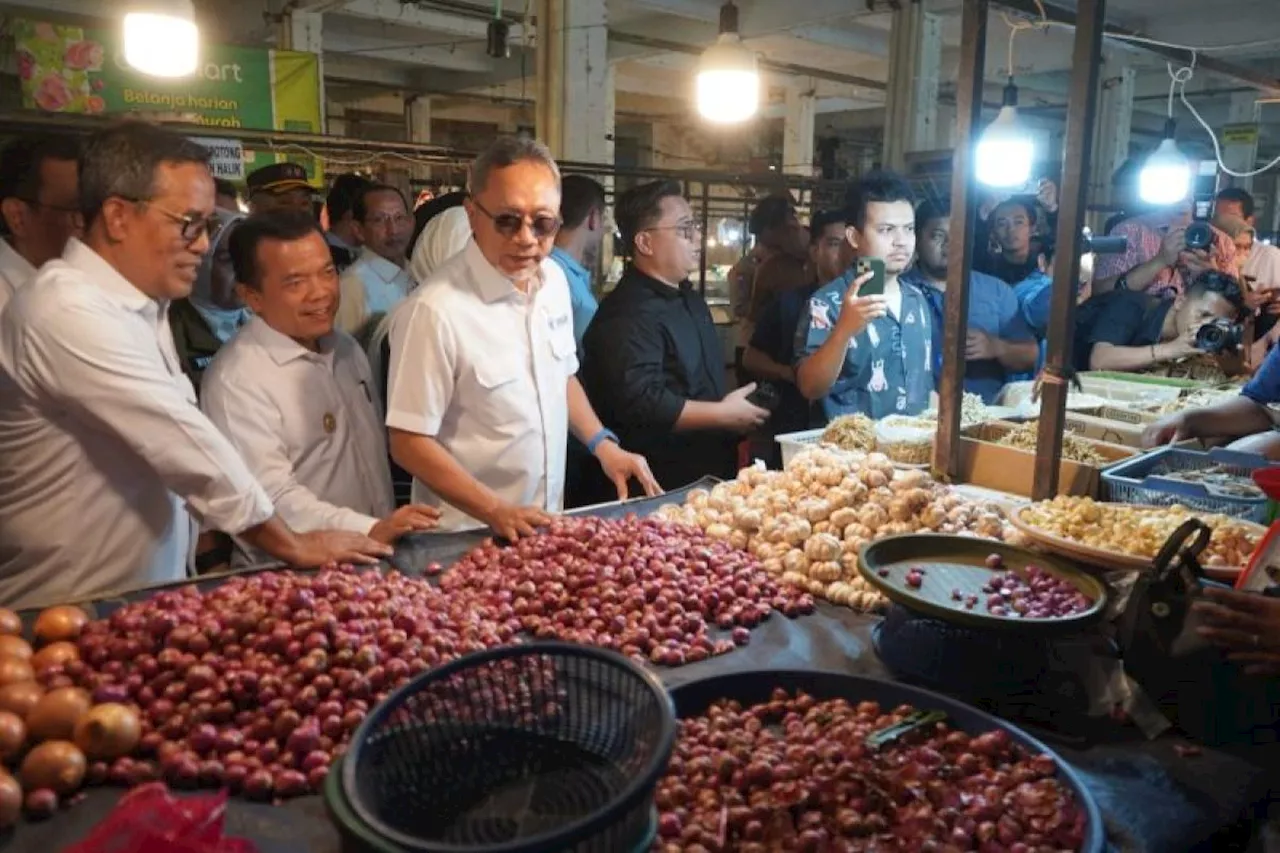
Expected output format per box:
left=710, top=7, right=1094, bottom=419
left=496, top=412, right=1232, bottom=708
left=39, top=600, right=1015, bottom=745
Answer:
left=63, top=783, right=259, bottom=853
left=874, top=417, right=934, bottom=466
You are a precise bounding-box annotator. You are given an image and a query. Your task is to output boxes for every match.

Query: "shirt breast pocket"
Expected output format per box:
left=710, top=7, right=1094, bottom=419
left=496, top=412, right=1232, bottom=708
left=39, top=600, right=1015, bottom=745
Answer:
left=471, top=357, right=526, bottom=421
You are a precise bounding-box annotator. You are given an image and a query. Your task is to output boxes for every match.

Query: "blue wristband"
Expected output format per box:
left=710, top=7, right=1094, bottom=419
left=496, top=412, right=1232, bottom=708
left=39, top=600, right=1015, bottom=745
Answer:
left=586, top=428, right=619, bottom=455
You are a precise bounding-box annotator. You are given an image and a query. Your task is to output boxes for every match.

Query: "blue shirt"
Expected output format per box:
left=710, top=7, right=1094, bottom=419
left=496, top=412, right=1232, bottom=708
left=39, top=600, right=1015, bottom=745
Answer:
left=550, top=247, right=598, bottom=347
left=903, top=268, right=1034, bottom=404
left=796, top=269, right=935, bottom=422
left=1013, top=271, right=1053, bottom=336
left=1243, top=344, right=1280, bottom=405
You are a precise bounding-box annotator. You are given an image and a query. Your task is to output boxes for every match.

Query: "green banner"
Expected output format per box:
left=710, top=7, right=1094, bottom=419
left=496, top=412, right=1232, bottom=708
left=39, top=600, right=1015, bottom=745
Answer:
left=15, top=18, right=324, bottom=183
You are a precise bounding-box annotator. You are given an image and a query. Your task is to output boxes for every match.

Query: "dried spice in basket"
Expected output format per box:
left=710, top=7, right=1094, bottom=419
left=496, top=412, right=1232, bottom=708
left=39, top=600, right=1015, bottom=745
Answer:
left=995, top=421, right=1105, bottom=465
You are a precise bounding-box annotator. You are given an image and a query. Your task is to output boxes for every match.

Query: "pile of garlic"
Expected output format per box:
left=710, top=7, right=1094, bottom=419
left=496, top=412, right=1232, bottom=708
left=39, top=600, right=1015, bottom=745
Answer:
left=654, top=446, right=1018, bottom=612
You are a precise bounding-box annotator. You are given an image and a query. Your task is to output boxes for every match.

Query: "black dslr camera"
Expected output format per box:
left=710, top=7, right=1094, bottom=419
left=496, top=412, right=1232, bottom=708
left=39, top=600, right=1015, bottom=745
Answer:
left=1195, top=318, right=1244, bottom=354
left=1185, top=159, right=1220, bottom=252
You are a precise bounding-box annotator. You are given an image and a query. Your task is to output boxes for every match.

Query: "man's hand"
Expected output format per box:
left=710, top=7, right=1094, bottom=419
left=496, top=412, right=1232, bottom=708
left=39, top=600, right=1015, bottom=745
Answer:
left=1161, top=327, right=1200, bottom=362
left=1036, top=178, right=1059, bottom=214
left=595, top=442, right=663, bottom=501
left=718, top=384, right=769, bottom=432
left=965, top=331, right=1000, bottom=361
left=1243, top=289, right=1270, bottom=312
left=293, top=530, right=393, bottom=567
left=1178, top=248, right=1213, bottom=278
left=369, top=504, right=440, bottom=544
left=481, top=503, right=552, bottom=542
left=1141, top=413, right=1191, bottom=448
left=834, top=271, right=888, bottom=338
left=1158, top=227, right=1186, bottom=266
left=1194, top=587, right=1280, bottom=677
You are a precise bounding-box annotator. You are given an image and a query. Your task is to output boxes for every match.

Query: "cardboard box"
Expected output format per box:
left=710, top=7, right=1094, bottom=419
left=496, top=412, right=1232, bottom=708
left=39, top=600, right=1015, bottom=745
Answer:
left=958, top=421, right=1137, bottom=499
left=1061, top=411, right=1150, bottom=448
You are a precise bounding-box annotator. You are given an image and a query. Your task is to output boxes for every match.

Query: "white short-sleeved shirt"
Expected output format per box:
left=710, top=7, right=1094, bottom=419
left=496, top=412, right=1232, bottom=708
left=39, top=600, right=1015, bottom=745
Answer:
left=0, top=239, right=274, bottom=609
left=201, top=316, right=395, bottom=563
left=386, top=239, right=578, bottom=532
left=337, top=248, right=414, bottom=342
left=1243, top=241, right=1280, bottom=292
left=0, top=239, right=37, bottom=316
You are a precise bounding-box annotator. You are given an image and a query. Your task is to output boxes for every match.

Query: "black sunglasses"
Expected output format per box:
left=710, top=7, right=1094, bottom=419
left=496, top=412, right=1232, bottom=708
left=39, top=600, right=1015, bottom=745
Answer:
left=117, top=196, right=222, bottom=244
left=471, top=196, right=561, bottom=239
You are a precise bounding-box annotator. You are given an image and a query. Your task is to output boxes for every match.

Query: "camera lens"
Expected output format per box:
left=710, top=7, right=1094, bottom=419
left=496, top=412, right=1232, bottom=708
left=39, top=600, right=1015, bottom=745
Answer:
left=1185, top=222, right=1213, bottom=251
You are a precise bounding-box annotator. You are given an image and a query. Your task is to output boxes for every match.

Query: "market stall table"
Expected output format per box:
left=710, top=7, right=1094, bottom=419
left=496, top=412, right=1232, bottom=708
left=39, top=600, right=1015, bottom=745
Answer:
left=1, top=481, right=1272, bottom=852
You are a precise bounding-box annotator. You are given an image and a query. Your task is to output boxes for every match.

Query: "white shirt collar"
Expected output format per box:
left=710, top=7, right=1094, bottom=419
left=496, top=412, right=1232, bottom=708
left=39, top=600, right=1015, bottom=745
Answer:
left=0, top=238, right=36, bottom=287
left=242, top=314, right=337, bottom=368
left=463, top=239, right=543, bottom=304
left=63, top=238, right=161, bottom=317
left=356, top=246, right=408, bottom=283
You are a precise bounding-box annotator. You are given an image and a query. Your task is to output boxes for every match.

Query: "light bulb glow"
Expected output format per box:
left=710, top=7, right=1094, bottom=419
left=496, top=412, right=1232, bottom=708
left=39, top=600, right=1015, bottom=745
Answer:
left=696, top=34, right=759, bottom=123
left=124, top=2, right=198, bottom=78
left=1138, top=138, right=1191, bottom=206
left=975, top=105, right=1034, bottom=188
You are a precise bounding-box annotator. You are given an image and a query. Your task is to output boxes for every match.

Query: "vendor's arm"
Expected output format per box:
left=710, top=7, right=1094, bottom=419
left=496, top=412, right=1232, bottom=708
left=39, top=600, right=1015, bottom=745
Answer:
left=21, top=302, right=389, bottom=567
left=1144, top=347, right=1280, bottom=445
left=566, top=375, right=661, bottom=499
left=795, top=272, right=881, bottom=401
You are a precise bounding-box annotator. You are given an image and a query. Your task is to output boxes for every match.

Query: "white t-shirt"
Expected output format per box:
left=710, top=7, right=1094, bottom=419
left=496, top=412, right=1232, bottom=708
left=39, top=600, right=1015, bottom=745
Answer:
left=386, top=240, right=578, bottom=532
left=0, top=239, right=37, bottom=316
left=1242, top=241, right=1280, bottom=292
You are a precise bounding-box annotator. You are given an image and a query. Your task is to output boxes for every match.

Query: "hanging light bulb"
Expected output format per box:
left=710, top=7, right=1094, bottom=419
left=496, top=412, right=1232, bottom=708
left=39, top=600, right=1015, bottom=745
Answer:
left=696, top=2, right=759, bottom=124
left=975, top=81, right=1034, bottom=188
left=124, top=0, right=199, bottom=78
left=1138, top=119, right=1191, bottom=206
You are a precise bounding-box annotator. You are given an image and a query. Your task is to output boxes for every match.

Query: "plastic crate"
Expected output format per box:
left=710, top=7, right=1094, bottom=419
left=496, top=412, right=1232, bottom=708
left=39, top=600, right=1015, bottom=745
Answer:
left=776, top=427, right=826, bottom=467
left=1101, top=446, right=1275, bottom=523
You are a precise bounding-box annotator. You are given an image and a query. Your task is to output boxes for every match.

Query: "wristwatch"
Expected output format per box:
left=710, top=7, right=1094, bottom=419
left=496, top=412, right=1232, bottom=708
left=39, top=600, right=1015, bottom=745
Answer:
left=586, top=428, right=619, bottom=454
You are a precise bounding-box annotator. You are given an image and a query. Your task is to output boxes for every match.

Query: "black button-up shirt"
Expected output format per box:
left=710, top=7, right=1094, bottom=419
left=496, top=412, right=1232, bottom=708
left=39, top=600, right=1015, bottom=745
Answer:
left=581, top=266, right=736, bottom=491
left=1072, top=289, right=1173, bottom=371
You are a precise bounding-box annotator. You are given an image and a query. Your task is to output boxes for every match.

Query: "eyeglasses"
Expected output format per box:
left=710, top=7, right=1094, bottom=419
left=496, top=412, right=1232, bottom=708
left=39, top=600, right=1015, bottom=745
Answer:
left=471, top=196, right=561, bottom=239
left=119, top=197, right=222, bottom=244
left=644, top=222, right=701, bottom=241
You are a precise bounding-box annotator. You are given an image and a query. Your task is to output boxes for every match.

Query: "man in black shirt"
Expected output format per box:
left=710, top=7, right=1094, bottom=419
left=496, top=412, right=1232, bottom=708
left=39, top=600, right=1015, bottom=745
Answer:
left=1073, top=271, right=1244, bottom=372
left=976, top=196, right=1046, bottom=285
left=581, top=180, right=768, bottom=494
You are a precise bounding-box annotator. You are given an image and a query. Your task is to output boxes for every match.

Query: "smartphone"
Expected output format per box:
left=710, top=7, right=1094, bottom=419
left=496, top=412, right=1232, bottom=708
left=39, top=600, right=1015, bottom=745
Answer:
left=854, top=257, right=886, bottom=297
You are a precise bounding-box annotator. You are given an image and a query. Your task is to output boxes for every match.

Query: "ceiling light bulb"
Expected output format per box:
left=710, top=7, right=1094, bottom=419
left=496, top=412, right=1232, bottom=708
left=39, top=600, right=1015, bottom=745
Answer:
left=1138, top=129, right=1191, bottom=206
left=124, top=0, right=198, bottom=78
left=976, top=82, right=1034, bottom=188
left=696, top=3, right=759, bottom=124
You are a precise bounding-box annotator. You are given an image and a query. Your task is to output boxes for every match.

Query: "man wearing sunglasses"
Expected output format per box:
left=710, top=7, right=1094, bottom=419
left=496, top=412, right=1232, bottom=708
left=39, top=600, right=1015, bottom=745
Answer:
left=0, top=134, right=81, bottom=314
left=0, top=121, right=391, bottom=610
left=581, top=180, right=768, bottom=497
left=387, top=136, right=660, bottom=541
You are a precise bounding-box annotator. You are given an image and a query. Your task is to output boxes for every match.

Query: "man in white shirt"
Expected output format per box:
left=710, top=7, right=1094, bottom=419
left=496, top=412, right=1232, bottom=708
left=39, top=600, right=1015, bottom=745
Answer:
left=0, top=134, right=81, bottom=313
left=387, top=137, right=661, bottom=539
left=201, top=211, right=439, bottom=562
left=1215, top=188, right=1280, bottom=292
left=337, top=184, right=414, bottom=344
left=0, top=121, right=389, bottom=610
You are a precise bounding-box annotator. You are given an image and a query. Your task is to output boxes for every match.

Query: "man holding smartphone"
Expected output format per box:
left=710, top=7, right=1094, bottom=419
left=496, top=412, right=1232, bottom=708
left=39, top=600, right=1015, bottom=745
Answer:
left=795, top=171, right=934, bottom=420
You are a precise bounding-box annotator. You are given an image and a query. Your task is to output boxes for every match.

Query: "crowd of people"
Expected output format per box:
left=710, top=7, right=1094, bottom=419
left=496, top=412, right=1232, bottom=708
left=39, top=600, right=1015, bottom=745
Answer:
left=1, top=119, right=1280, bottom=612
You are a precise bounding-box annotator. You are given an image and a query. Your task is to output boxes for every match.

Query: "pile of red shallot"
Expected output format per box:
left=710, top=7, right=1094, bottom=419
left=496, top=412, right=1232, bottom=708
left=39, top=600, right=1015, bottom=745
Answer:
left=441, top=516, right=814, bottom=667
left=655, top=689, right=1087, bottom=852
left=980, top=557, right=1093, bottom=619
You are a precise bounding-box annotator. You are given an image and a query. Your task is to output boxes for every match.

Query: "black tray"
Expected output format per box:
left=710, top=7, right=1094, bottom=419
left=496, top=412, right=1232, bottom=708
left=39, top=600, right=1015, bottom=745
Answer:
left=667, top=669, right=1106, bottom=853
left=858, top=534, right=1108, bottom=636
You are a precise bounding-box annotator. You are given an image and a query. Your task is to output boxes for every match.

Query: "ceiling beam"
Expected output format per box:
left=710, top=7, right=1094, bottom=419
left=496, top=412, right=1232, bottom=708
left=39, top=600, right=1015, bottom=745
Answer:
left=332, top=0, right=525, bottom=41
left=787, top=24, right=889, bottom=57
left=323, top=30, right=495, bottom=72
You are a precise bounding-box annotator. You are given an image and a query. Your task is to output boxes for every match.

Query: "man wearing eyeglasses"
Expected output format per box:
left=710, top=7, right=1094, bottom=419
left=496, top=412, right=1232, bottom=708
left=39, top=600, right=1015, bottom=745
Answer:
left=0, top=134, right=81, bottom=314
left=386, top=136, right=660, bottom=540
left=580, top=179, right=768, bottom=496
left=336, top=184, right=414, bottom=345
left=0, top=121, right=391, bottom=610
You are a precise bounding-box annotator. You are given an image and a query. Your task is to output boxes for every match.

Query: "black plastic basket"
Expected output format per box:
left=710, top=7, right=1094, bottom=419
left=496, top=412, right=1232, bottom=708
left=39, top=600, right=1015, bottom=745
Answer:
left=338, top=642, right=676, bottom=853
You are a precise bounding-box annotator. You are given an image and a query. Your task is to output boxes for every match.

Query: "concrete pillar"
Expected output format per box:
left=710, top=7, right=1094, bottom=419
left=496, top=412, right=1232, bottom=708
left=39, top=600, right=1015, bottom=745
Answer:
left=934, top=102, right=956, bottom=150
left=406, top=96, right=432, bottom=183
left=783, top=87, right=817, bottom=177
left=534, top=0, right=565, bottom=157
left=560, top=0, right=612, bottom=165
left=1223, top=91, right=1260, bottom=192
left=327, top=101, right=347, bottom=139
left=882, top=5, right=941, bottom=170
left=1088, top=55, right=1135, bottom=230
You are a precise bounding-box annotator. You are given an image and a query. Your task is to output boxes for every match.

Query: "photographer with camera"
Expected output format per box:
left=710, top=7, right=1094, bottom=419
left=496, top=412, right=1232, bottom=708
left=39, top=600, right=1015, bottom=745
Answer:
left=1074, top=269, right=1245, bottom=373
left=1093, top=199, right=1237, bottom=299
left=1142, top=341, right=1280, bottom=460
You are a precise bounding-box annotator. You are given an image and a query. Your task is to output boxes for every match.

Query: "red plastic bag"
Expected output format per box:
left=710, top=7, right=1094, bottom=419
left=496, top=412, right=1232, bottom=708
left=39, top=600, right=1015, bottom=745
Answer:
left=63, top=783, right=260, bottom=853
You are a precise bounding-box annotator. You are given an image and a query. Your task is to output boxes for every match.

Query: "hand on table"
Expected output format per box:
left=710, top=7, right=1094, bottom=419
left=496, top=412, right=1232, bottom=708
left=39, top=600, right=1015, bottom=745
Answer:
left=595, top=442, right=663, bottom=501
left=369, top=504, right=441, bottom=544
left=1141, top=413, right=1191, bottom=448
left=483, top=503, right=552, bottom=542
left=1194, top=587, right=1280, bottom=676
left=294, top=530, right=393, bottom=567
